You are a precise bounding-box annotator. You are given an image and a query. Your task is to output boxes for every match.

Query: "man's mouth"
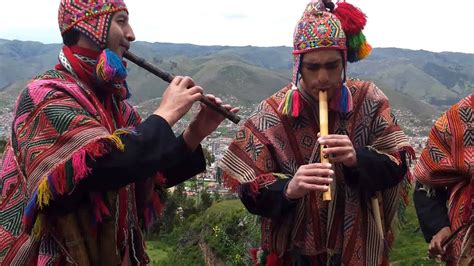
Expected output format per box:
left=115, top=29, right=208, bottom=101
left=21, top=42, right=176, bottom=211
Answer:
left=120, top=44, right=130, bottom=51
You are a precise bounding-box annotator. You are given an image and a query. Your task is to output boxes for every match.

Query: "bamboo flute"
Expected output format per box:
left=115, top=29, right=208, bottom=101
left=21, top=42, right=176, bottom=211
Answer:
left=319, top=90, right=331, bottom=201
left=123, top=51, right=241, bottom=124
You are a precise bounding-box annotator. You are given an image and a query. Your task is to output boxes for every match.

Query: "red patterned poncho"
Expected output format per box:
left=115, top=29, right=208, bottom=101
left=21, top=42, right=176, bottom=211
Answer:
left=414, top=94, right=474, bottom=265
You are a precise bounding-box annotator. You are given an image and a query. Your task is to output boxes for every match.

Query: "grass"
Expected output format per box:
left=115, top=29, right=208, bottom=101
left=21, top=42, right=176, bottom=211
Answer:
left=390, top=200, right=442, bottom=265
left=147, top=199, right=445, bottom=265
left=146, top=240, right=172, bottom=265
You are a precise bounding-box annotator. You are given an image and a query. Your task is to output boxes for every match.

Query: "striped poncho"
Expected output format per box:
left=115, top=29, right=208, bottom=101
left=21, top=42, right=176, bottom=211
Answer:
left=414, top=94, right=474, bottom=265
left=220, top=80, right=414, bottom=265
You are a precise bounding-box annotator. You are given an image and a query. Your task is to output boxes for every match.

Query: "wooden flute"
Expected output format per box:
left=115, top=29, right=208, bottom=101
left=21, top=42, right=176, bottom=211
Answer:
left=123, top=51, right=241, bottom=124
left=319, top=90, right=384, bottom=238
left=319, top=90, right=331, bottom=201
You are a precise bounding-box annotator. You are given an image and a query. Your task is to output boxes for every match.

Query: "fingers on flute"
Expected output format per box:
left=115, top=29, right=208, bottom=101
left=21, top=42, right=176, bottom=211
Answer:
left=173, top=76, right=196, bottom=87
left=188, top=86, right=204, bottom=95
left=301, top=183, right=330, bottom=192
left=222, top=104, right=240, bottom=113
left=171, top=76, right=183, bottom=85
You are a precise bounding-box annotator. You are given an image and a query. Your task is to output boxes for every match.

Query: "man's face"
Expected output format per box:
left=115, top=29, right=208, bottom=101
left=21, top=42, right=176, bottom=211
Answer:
left=106, top=11, right=135, bottom=58
left=300, top=49, right=344, bottom=101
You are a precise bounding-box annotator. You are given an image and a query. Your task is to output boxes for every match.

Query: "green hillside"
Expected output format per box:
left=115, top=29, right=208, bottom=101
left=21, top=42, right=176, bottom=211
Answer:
left=147, top=198, right=441, bottom=265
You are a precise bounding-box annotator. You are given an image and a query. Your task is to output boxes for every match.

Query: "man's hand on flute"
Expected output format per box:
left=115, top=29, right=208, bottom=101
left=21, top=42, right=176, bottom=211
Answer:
left=318, top=133, right=357, bottom=168
left=154, top=76, right=203, bottom=127
left=428, top=226, right=451, bottom=258
left=184, top=94, right=239, bottom=151
left=285, top=163, right=333, bottom=199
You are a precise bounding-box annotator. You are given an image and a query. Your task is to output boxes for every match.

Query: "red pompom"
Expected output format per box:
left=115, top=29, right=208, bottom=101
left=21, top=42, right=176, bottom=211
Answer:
left=333, top=2, right=367, bottom=35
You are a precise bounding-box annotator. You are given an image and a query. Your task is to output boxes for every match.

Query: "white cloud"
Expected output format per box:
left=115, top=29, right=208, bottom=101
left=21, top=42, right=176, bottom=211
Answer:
left=1, top=0, right=473, bottom=53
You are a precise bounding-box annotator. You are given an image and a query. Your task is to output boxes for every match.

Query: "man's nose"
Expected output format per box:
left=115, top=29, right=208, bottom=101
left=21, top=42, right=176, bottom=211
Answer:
left=317, top=69, right=329, bottom=85
left=126, top=26, right=136, bottom=42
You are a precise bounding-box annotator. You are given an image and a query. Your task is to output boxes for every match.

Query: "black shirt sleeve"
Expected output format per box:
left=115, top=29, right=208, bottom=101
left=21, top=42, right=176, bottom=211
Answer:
left=239, top=148, right=407, bottom=219
left=343, top=147, right=408, bottom=192
left=84, top=115, right=206, bottom=190
left=239, top=178, right=298, bottom=218
left=413, top=181, right=450, bottom=242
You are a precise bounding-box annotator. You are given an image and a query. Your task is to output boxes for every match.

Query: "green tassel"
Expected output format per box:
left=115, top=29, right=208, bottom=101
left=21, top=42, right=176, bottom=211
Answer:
left=348, top=32, right=366, bottom=51
left=281, top=89, right=294, bottom=115
left=260, top=250, right=267, bottom=265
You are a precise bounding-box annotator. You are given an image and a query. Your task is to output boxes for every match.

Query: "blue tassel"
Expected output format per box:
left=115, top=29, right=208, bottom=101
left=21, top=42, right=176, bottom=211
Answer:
left=340, top=83, right=349, bottom=113
left=96, top=49, right=127, bottom=83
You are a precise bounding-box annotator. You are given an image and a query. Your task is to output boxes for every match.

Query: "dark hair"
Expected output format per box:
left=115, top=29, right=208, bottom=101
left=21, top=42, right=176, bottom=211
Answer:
left=62, top=29, right=80, bottom=46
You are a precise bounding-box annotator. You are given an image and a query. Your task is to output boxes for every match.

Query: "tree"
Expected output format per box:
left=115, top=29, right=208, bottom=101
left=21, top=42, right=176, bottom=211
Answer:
left=200, top=189, right=213, bottom=210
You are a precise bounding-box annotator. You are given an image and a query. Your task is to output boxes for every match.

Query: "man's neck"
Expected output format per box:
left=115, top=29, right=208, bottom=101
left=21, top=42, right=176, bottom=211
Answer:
left=76, top=35, right=101, bottom=53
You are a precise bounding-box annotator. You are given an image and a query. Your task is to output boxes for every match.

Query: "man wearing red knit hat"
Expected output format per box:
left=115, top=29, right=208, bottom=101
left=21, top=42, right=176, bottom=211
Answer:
left=219, top=0, right=413, bottom=264
left=0, top=0, right=238, bottom=264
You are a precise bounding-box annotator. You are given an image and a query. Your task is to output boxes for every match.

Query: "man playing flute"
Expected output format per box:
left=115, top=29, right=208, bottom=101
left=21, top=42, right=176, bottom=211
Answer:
left=219, top=0, right=414, bottom=264
left=0, top=0, right=237, bottom=264
left=413, top=94, right=473, bottom=265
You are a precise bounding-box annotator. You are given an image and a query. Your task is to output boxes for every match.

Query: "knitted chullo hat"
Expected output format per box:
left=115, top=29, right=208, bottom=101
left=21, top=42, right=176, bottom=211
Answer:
left=58, top=0, right=129, bottom=88
left=58, top=0, right=128, bottom=49
left=281, top=0, right=371, bottom=117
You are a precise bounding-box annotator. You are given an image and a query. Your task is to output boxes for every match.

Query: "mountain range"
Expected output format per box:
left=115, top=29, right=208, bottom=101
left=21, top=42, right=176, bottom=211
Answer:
left=1, top=39, right=473, bottom=125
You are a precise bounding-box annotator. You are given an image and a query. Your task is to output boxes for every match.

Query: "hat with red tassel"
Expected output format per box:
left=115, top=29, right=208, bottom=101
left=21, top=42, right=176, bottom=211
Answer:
left=333, top=1, right=372, bottom=62
left=281, top=0, right=370, bottom=118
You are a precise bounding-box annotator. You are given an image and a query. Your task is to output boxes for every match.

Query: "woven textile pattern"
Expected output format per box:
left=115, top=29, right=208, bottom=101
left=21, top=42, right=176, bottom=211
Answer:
left=0, top=65, right=143, bottom=264
left=220, top=79, right=414, bottom=265
left=58, top=0, right=128, bottom=48
left=414, top=94, right=474, bottom=264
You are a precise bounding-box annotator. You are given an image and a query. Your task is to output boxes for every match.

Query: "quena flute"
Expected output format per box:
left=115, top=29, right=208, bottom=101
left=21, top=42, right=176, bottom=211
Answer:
left=123, top=51, right=241, bottom=124
left=319, top=90, right=331, bottom=201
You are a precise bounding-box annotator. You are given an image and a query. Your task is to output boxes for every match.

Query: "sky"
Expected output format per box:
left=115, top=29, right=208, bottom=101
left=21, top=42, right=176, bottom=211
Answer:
left=1, top=0, right=473, bottom=54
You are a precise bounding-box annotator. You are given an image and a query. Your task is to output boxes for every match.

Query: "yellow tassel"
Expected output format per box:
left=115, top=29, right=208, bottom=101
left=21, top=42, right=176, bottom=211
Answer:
left=107, top=130, right=129, bottom=152
left=32, top=214, right=44, bottom=239
left=282, top=91, right=292, bottom=115
left=37, top=179, right=52, bottom=210
left=114, top=129, right=132, bottom=136
left=357, top=42, right=372, bottom=60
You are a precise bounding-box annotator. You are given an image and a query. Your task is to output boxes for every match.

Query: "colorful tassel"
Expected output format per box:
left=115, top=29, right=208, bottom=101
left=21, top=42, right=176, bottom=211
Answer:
left=347, top=32, right=372, bottom=63
left=72, top=149, right=91, bottom=183
left=37, top=179, right=52, bottom=209
left=340, top=84, right=349, bottom=113
left=280, top=85, right=302, bottom=118
left=107, top=131, right=126, bottom=152
left=357, top=42, right=372, bottom=60
left=47, top=174, right=59, bottom=198
left=52, top=164, right=67, bottom=195
left=23, top=191, right=39, bottom=233
left=291, top=89, right=301, bottom=117
left=333, top=2, right=367, bottom=35
left=347, top=32, right=366, bottom=51
left=260, top=250, right=267, bottom=265
left=95, top=49, right=127, bottom=83
left=87, top=140, right=109, bottom=158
